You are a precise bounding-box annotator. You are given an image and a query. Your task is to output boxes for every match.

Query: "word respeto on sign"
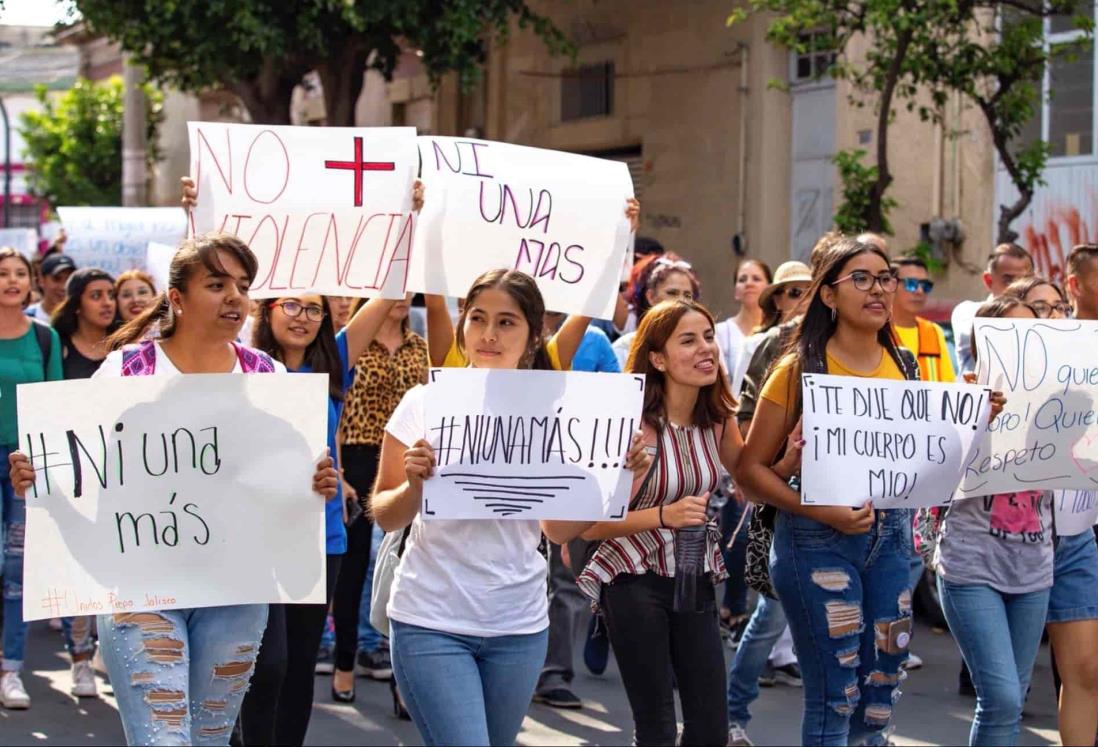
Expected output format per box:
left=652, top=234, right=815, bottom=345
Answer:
left=422, top=368, right=645, bottom=520
left=801, top=373, right=991, bottom=509
left=18, top=373, right=329, bottom=620
left=187, top=122, right=418, bottom=298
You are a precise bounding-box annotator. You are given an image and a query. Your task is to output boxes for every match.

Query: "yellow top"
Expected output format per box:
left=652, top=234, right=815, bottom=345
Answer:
left=442, top=336, right=564, bottom=370
left=894, top=322, right=956, bottom=383
left=761, top=349, right=905, bottom=411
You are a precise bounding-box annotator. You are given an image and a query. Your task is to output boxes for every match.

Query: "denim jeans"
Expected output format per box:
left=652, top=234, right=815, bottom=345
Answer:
left=938, top=578, right=1050, bottom=746
left=61, top=615, right=96, bottom=658
left=537, top=542, right=588, bottom=693
left=771, top=509, right=914, bottom=747
left=390, top=620, right=547, bottom=746
left=98, top=604, right=267, bottom=746
left=357, top=522, right=384, bottom=652
left=727, top=593, right=789, bottom=726
left=2, top=443, right=27, bottom=672
left=720, top=498, right=750, bottom=617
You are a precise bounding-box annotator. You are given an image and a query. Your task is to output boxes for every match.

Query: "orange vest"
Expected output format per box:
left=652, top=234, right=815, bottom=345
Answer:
left=891, top=317, right=943, bottom=382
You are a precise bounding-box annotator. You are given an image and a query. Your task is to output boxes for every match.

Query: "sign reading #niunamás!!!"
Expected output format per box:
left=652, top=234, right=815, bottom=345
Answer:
left=961, top=318, right=1098, bottom=497
left=17, top=373, right=329, bottom=620
left=187, top=122, right=418, bottom=299
left=801, top=374, right=991, bottom=509
left=409, top=136, right=635, bottom=320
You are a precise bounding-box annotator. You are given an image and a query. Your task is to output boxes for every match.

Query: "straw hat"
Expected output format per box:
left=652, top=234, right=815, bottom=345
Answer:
left=758, top=261, right=813, bottom=314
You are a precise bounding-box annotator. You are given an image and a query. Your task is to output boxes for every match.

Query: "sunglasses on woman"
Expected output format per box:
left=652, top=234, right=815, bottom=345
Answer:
left=776, top=287, right=806, bottom=300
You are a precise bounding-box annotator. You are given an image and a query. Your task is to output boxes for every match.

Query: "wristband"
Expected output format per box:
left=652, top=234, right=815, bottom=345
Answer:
left=659, top=504, right=666, bottom=528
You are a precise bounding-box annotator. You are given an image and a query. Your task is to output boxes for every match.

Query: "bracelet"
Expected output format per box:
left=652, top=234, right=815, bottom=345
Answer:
left=658, top=504, right=666, bottom=528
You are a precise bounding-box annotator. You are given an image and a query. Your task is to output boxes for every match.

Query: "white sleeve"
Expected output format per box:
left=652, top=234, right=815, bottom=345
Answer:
left=385, top=385, right=425, bottom=447
left=92, top=350, right=124, bottom=379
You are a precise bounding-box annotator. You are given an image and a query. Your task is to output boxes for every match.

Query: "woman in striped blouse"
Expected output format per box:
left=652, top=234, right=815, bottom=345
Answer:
left=577, top=299, right=800, bottom=745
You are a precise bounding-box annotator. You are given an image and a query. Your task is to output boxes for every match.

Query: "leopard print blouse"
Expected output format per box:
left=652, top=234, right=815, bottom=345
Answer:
left=340, top=329, right=429, bottom=446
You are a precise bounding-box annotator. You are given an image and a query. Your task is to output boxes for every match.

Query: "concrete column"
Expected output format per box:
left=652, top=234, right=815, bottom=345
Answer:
left=122, top=57, right=147, bottom=207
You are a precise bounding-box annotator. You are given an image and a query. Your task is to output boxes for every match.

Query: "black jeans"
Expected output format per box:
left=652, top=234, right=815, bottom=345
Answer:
left=333, top=444, right=380, bottom=672
left=601, top=572, right=727, bottom=746
left=720, top=498, right=750, bottom=617
left=239, top=555, right=342, bottom=746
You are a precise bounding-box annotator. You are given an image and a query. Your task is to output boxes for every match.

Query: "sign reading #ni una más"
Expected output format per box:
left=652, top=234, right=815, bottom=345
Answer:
left=409, top=136, right=635, bottom=320
left=187, top=122, right=418, bottom=299
left=960, top=318, right=1098, bottom=497
left=422, top=368, right=645, bottom=521
left=17, top=373, right=328, bottom=620
left=801, top=373, right=991, bottom=509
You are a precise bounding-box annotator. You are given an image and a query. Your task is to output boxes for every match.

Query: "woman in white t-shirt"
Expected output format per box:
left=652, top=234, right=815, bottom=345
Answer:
left=714, top=258, right=771, bottom=397
left=8, top=234, right=339, bottom=746
left=371, top=268, right=649, bottom=746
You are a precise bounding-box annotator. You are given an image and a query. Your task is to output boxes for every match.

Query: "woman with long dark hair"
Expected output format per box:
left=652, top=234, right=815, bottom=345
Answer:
left=51, top=268, right=117, bottom=379
left=736, top=238, right=1003, bottom=745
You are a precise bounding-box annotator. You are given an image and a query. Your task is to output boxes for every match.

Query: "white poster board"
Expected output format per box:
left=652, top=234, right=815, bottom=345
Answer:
left=960, top=319, right=1098, bottom=496
left=1054, top=489, right=1098, bottom=537
left=145, top=241, right=175, bottom=292
left=409, top=136, right=634, bottom=319
left=17, top=373, right=328, bottom=620
left=422, top=368, right=645, bottom=520
left=187, top=122, right=418, bottom=299
left=801, top=373, right=991, bottom=509
left=57, top=207, right=186, bottom=276
left=0, top=227, right=38, bottom=258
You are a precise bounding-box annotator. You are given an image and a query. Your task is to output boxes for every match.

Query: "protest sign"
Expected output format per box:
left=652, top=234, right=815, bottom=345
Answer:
left=17, top=373, right=328, bottom=620
left=422, top=368, right=644, bottom=520
left=959, top=318, right=1098, bottom=497
left=187, top=122, right=417, bottom=299
left=801, top=373, right=991, bottom=509
left=145, top=241, right=175, bottom=292
left=57, top=207, right=186, bottom=276
left=0, top=227, right=38, bottom=258
left=408, top=137, right=634, bottom=319
left=1053, top=489, right=1098, bottom=537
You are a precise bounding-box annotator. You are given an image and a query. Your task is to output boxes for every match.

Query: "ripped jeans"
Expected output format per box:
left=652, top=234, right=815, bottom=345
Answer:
left=771, top=509, right=913, bottom=746
left=97, top=605, right=268, bottom=746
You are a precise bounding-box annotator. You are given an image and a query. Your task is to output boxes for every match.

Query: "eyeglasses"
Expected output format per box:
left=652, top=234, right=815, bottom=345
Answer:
left=1028, top=300, right=1073, bottom=318
left=832, top=271, right=898, bottom=293
left=776, top=286, right=806, bottom=300
left=901, top=278, right=934, bottom=294
left=270, top=300, right=326, bottom=322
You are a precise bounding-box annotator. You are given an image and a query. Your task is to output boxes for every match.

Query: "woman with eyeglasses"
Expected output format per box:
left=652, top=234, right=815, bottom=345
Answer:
left=891, top=256, right=955, bottom=384
left=1003, top=276, right=1072, bottom=319
left=611, top=255, right=701, bottom=369
left=736, top=238, right=1005, bottom=744
left=114, top=270, right=157, bottom=324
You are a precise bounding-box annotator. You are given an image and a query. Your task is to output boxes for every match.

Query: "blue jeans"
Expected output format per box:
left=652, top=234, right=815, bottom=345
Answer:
left=727, top=592, right=789, bottom=726
left=720, top=499, right=751, bottom=616
left=98, top=604, right=267, bottom=746
left=61, top=615, right=96, bottom=658
left=357, top=522, right=384, bottom=652
left=390, top=620, right=547, bottom=746
left=771, top=510, right=914, bottom=747
left=2, top=443, right=27, bottom=672
left=938, top=578, right=1050, bottom=746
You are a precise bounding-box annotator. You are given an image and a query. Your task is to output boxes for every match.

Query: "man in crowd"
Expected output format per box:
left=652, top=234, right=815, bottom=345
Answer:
left=1066, top=244, right=1098, bottom=321
left=26, top=254, right=76, bottom=322
left=891, top=256, right=955, bottom=384
left=950, top=243, right=1033, bottom=373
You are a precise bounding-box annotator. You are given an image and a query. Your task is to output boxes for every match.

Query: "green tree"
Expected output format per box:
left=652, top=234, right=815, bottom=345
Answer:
left=73, top=0, right=570, bottom=126
left=18, top=76, right=163, bottom=208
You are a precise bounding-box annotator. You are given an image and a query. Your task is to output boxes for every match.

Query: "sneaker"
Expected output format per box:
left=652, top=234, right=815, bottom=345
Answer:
left=902, top=651, right=924, bottom=671
left=727, top=722, right=754, bottom=746
left=0, top=672, right=30, bottom=709
left=355, top=648, right=393, bottom=680
left=533, top=687, right=583, bottom=709
left=771, top=662, right=803, bottom=687
left=315, top=645, right=334, bottom=675
left=583, top=615, right=610, bottom=676
left=71, top=660, right=98, bottom=698
left=757, top=661, right=776, bottom=688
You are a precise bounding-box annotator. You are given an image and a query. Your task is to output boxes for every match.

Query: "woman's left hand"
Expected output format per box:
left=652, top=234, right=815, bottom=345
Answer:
left=963, top=372, right=1007, bottom=423
left=624, top=432, right=651, bottom=478
left=625, top=198, right=640, bottom=233
left=313, top=451, right=340, bottom=499
left=412, top=180, right=425, bottom=213
left=773, top=418, right=804, bottom=480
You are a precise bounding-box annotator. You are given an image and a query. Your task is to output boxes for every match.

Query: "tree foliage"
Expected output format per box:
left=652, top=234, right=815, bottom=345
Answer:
left=18, top=76, right=163, bottom=208
left=73, top=0, right=571, bottom=126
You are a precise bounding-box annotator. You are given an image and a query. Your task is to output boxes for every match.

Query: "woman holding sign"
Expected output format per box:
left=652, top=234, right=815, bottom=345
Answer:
left=0, top=246, right=63, bottom=711
left=371, top=268, right=650, bottom=747
left=8, top=234, right=341, bottom=746
left=737, top=238, right=1005, bottom=746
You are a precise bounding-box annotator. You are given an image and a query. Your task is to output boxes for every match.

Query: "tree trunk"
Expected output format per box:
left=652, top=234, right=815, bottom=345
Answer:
left=867, top=25, right=915, bottom=233
left=316, top=45, right=369, bottom=127
left=975, top=101, right=1033, bottom=245
left=229, top=56, right=305, bottom=125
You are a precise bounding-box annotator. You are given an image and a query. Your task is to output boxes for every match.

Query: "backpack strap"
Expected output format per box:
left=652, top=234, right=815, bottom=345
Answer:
left=232, top=343, right=277, bottom=373
left=894, top=346, right=921, bottom=382
left=121, top=341, right=158, bottom=376
left=30, top=319, right=53, bottom=379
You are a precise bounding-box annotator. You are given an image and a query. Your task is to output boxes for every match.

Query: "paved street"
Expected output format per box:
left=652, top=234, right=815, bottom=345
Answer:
left=0, top=618, right=1062, bottom=745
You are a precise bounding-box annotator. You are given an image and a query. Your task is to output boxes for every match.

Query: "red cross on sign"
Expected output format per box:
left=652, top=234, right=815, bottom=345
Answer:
left=324, top=136, right=395, bottom=207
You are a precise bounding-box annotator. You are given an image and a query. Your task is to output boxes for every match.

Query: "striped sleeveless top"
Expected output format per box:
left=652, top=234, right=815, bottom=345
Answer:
left=577, top=421, right=727, bottom=604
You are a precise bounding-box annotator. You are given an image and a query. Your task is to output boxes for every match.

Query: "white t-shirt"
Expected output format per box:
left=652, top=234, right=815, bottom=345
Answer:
left=611, top=331, right=636, bottom=370
left=25, top=303, right=52, bottom=323
left=951, top=297, right=989, bottom=375
left=385, top=385, right=549, bottom=637
left=715, top=318, right=749, bottom=396
left=94, top=341, right=287, bottom=378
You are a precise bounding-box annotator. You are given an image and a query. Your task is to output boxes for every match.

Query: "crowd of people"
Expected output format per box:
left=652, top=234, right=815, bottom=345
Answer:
left=0, top=180, right=1097, bottom=747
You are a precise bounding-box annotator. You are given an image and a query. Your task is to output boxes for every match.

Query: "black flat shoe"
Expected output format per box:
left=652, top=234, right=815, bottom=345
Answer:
left=331, top=683, right=355, bottom=703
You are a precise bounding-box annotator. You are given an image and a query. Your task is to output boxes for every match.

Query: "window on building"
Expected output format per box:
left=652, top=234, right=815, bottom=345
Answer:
left=561, top=62, right=614, bottom=121
left=792, top=31, right=836, bottom=82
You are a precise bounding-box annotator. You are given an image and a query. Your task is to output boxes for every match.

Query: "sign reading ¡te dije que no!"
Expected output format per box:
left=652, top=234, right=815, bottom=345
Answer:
left=960, top=318, right=1098, bottom=497
left=57, top=207, right=187, bottom=277
left=187, top=122, right=418, bottom=299
left=408, top=136, right=635, bottom=320
left=422, top=368, right=645, bottom=521
left=801, top=373, right=991, bottom=509
left=17, top=373, right=329, bottom=621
